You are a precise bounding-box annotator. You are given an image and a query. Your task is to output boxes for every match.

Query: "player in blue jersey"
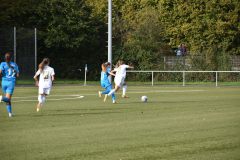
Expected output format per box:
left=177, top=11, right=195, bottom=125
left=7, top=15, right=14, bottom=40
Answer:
left=0, top=52, right=19, bottom=117
left=105, top=62, right=111, bottom=75
left=98, top=63, right=116, bottom=103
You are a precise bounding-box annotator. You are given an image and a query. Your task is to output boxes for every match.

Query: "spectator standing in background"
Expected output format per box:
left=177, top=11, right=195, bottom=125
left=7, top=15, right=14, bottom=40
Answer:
left=180, top=44, right=187, bottom=56
left=176, top=45, right=182, bottom=57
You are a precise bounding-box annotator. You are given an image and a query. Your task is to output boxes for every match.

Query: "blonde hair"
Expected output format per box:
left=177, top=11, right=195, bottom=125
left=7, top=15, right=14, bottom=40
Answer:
left=39, top=58, right=50, bottom=71
left=115, top=60, right=124, bottom=68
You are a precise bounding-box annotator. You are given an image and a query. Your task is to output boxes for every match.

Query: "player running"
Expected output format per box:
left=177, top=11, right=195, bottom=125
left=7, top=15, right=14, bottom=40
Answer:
left=34, top=58, right=55, bottom=112
left=98, top=63, right=116, bottom=103
left=0, top=52, right=19, bottom=117
left=108, top=60, right=133, bottom=97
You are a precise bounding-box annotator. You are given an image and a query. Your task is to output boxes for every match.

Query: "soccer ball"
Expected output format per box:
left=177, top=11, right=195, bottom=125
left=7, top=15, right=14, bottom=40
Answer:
left=141, top=96, right=148, bottom=102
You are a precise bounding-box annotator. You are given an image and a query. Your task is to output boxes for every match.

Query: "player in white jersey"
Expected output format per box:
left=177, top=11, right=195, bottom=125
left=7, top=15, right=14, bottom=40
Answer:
left=108, top=60, right=133, bottom=97
left=33, top=58, right=55, bottom=112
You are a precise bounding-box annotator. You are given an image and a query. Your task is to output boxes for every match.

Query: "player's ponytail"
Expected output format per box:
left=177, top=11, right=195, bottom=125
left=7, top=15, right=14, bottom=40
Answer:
left=101, top=63, right=107, bottom=72
left=39, top=58, right=50, bottom=71
left=5, top=52, right=15, bottom=70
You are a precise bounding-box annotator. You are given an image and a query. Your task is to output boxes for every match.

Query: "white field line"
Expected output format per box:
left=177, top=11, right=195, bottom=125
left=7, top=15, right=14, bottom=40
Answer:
left=12, top=96, right=84, bottom=103
left=11, top=90, right=205, bottom=103
left=13, top=95, right=80, bottom=99
left=78, top=90, right=206, bottom=96
left=128, top=90, right=205, bottom=94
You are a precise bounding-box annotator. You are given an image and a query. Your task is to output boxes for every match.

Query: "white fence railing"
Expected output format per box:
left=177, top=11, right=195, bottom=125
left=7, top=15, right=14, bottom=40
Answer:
left=127, top=71, right=240, bottom=87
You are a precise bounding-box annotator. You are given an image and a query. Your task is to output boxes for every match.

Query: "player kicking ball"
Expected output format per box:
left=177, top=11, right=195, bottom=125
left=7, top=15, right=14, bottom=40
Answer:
left=108, top=60, right=134, bottom=98
left=98, top=63, right=116, bottom=103
left=34, top=58, right=55, bottom=112
left=0, top=52, right=19, bottom=117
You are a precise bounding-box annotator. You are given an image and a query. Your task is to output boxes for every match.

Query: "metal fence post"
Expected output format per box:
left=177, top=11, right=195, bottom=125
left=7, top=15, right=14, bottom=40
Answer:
left=152, top=71, right=154, bottom=86
left=216, top=72, right=218, bottom=87
left=34, top=28, right=37, bottom=73
left=84, top=64, right=87, bottom=86
left=183, top=71, right=185, bottom=86
left=164, top=57, right=166, bottom=70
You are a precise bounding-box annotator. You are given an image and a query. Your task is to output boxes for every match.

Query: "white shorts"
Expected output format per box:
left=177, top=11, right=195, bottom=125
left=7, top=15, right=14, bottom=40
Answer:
left=39, top=87, right=51, bottom=95
left=114, top=76, right=125, bottom=87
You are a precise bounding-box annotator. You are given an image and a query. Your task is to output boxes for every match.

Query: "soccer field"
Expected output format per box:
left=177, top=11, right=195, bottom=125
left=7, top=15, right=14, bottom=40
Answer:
left=0, top=85, right=240, bottom=160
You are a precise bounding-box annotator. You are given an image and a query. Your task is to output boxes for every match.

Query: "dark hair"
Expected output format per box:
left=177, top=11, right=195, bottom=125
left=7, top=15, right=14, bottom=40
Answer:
left=39, top=58, right=50, bottom=71
left=5, top=52, right=16, bottom=74
left=5, top=52, right=12, bottom=62
left=105, top=62, right=111, bottom=66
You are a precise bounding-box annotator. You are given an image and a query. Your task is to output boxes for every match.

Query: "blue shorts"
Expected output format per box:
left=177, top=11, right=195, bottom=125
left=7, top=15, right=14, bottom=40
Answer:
left=101, top=82, right=111, bottom=89
left=2, top=80, right=15, bottom=95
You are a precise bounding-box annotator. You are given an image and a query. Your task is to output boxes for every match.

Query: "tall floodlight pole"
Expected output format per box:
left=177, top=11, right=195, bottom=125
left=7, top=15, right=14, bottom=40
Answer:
left=34, top=28, right=37, bottom=73
left=14, top=27, right=16, bottom=63
left=108, top=0, right=112, bottom=82
left=108, top=0, right=112, bottom=66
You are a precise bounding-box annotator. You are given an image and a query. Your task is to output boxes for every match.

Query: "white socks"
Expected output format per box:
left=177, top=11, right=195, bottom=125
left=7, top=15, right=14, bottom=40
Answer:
left=38, top=95, right=46, bottom=104
left=108, top=89, right=116, bottom=96
left=122, top=85, right=127, bottom=96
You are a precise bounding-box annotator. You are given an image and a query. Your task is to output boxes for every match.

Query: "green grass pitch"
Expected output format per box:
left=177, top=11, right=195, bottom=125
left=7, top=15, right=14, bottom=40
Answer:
left=0, top=85, right=240, bottom=160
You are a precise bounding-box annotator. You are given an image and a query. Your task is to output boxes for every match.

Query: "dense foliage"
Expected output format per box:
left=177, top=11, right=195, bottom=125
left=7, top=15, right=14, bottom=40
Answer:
left=0, top=0, right=239, bottom=78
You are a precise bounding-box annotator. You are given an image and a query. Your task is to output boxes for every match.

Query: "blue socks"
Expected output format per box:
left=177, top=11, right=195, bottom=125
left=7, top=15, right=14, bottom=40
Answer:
left=2, top=97, right=12, bottom=113
left=6, top=105, right=12, bottom=113
left=111, top=93, right=116, bottom=101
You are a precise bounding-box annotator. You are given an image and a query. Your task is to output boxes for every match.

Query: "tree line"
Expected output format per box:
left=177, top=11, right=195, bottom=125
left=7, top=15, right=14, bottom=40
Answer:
left=0, top=0, right=239, bottom=79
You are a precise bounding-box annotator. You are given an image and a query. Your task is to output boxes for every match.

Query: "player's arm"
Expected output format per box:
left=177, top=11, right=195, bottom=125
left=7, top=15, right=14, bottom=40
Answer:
left=51, top=69, right=55, bottom=81
left=15, top=64, right=20, bottom=77
left=110, top=68, right=117, bottom=76
left=127, top=64, right=134, bottom=69
left=51, top=75, right=55, bottom=81
left=109, top=71, right=115, bottom=76
left=0, top=63, right=3, bottom=77
left=33, top=70, right=40, bottom=86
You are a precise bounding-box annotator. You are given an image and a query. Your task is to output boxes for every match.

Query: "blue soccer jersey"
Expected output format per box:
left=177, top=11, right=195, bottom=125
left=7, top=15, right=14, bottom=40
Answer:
left=0, top=62, right=19, bottom=82
left=107, top=67, right=111, bottom=75
left=100, top=71, right=111, bottom=88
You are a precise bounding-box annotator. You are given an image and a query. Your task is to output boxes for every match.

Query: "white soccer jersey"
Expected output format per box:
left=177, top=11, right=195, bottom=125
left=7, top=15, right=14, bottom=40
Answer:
left=35, top=66, right=55, bottom=88
left=113, top=64, right=130, bottom=87
left=114, top=64, right=129, bottom=79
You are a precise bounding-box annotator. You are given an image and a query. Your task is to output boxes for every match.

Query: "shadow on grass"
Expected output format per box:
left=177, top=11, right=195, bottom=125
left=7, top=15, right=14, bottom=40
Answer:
left=29, top=111, right=122, bottom=117
left=51, top=107, right=129, bottom=112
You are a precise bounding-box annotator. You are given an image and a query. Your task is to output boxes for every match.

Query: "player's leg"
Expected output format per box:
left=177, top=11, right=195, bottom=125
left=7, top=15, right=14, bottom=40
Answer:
left=1, top=82, right=10, bottom=103
left=111, top=92, right=116, bottom=103
left=101, top=87, right=110, bottom=95
left=36, top=88, right=49, bottom=112
left=37, top=87, right=43, bottom=112
left=122, top=79, right=129, bottom=98
left=1, top=81, right=15, bottom=117
left=103, top=85, right=116, bottom=103
left=98, top=91, right=102, bottom=97
left=37, top=94, right=43, bottom=112
left=108, top=77, right=121, bottom=96
left=37, top=94, right=47, bottom=112
left=99, top=84, right=107, bottom=97
left=103, top=85, right=111, bottom=102
left=5, top=93, right=13, bottom=117
left=107, top=84, right=120, bottom=96
left=122, top=84, right=127, bottom=97
left=108, top=84, right=116, bottom=103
